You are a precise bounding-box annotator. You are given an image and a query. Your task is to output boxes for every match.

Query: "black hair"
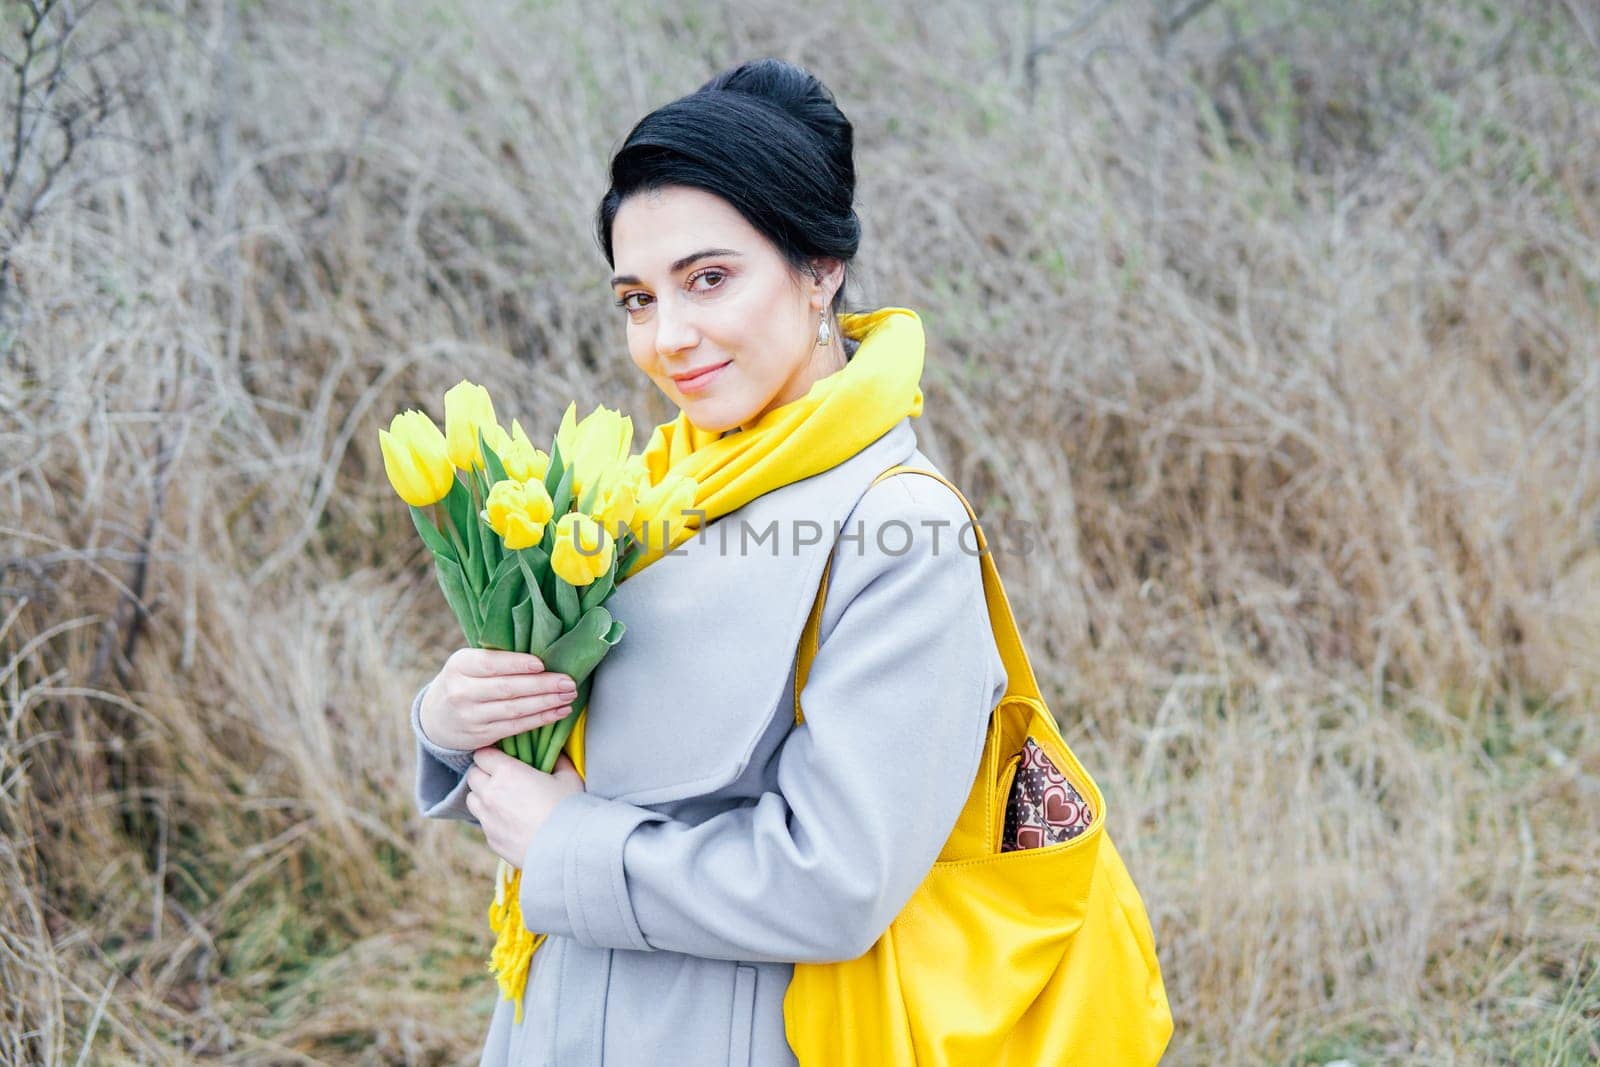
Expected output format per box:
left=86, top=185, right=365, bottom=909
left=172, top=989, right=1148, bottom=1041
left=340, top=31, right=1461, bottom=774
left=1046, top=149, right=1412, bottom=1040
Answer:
left=595, top=58, right=861, bottom=347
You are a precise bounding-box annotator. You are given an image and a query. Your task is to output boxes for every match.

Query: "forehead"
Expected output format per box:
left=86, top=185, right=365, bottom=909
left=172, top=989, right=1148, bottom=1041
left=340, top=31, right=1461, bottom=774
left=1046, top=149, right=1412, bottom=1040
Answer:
left=611, top=186, right=764, bottom=269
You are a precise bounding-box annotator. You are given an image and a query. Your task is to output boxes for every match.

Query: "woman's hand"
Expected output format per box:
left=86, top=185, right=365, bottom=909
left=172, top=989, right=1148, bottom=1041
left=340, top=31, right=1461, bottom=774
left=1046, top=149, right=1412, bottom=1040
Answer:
left=418, top=648, right=578, bottom=751
left=465, top=748, right=585, bottom=865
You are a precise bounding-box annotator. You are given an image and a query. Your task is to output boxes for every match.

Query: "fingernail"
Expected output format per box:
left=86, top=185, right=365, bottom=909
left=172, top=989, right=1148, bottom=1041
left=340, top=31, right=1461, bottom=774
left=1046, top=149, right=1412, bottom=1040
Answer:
left=559, top=678, right=577, bottom=693
left=528, top=657, right=544, bottom=672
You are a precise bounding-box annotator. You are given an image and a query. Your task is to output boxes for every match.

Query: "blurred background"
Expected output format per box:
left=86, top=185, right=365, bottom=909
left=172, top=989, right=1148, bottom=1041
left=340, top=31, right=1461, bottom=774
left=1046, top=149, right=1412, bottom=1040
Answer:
left=2, top=0, right=1597, bottom=1063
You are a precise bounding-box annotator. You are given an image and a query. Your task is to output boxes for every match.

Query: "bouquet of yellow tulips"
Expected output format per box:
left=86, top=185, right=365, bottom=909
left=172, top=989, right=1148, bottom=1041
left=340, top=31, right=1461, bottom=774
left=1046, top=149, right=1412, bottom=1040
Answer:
left=379, top=380, right=696, bottom=774
left=381, top=379, right=700, bottom=1019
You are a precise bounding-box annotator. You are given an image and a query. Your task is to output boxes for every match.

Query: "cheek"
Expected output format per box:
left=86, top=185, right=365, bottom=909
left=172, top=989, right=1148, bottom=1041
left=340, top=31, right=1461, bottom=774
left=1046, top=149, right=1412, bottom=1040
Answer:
left=626, top=329, right=656, bottom=377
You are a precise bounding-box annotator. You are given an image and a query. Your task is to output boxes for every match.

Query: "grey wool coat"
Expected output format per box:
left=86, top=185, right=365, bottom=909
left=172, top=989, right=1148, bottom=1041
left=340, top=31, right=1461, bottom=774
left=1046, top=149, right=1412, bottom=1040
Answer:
left=412, top=417, right=1008, bottom=1066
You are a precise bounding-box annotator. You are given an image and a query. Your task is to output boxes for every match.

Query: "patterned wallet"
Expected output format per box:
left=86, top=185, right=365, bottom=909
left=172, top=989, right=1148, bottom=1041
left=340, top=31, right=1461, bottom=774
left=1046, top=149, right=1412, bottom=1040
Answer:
left=1001, top=738, right=1095, bottom=851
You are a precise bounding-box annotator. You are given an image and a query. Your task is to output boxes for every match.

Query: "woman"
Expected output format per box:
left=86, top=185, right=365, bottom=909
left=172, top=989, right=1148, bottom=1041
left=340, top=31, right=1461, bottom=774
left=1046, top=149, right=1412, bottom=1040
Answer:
left=412, top=58, right=1006, bottom=1066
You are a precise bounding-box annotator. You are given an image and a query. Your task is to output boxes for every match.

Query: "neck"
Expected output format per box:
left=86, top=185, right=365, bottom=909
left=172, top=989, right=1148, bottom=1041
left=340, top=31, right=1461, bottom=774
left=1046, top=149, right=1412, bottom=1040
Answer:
left=738, top=337, right=849, bottom=433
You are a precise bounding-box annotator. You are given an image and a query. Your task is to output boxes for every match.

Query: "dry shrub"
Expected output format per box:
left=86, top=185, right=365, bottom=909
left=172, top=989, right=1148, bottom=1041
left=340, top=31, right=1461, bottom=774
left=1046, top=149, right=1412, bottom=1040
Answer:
left=2, top=0, right=1597, bottom=1063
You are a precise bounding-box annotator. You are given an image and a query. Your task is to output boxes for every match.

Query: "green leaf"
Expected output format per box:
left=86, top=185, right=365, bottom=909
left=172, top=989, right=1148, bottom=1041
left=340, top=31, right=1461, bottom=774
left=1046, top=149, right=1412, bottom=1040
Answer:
left=530, top=592, right=563, bottom=655
left=410, top=504, right=455, bottom=560
left=433, top=553, right=480, bottom=647
left=524, top=544, right=565, bottom=624
left=481, top=550, right=524, bottom=610
left=515, top=551, right=565, bottom=655
left=512, top=595, right=532, bottom=652
left=577, top=476, right=600, bottom=515
left=545, top=438, right=565, bottom=497
left=548, top=464, right=574, bottom=530
left=578, top=560, right=616, bottom=614
left=476, top=430, right=508, bottom=577
left=462, top=483, right=487, bottom=593
left=480, top=428, right=509, bottom=485
left=443, top=479, right=474, bottom=561
left=552, top=575, right=580, bottom=630
left=539, top=605, right=624, bottom=687
left=479, top=507, right=503, bottom=582
left=483, top=519, right=503, bottom=574
left=487, top=546, right=523, bottom=592
left=476, top=554, right=523, bottom=650
left=616, top=538, right=644, bottom=581
left=478, top=614, right=513, bottom=652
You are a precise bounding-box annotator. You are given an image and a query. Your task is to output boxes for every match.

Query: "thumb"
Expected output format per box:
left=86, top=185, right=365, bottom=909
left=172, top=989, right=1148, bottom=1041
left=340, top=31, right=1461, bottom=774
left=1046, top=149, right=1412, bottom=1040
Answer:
left=552, top=752, right=582, bottom=783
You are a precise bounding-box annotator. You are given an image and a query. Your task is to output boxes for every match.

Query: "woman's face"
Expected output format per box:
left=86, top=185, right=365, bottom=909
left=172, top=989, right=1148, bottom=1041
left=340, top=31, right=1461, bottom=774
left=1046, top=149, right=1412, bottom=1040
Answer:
left=609, top=185, right=843, bottom=434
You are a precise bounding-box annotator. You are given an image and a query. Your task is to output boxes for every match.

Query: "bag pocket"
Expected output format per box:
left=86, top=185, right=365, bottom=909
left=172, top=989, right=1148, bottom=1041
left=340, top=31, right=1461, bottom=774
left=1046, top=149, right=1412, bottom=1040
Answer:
left=991, top=750, right=1023, bottom=850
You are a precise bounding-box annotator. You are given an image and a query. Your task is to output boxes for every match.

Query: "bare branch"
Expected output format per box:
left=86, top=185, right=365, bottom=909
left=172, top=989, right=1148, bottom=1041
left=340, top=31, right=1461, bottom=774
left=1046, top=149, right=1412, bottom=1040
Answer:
left=1023, top=0, right=1123, bottom=106
left=0, top=0, right=127, bottom=318
left=1165, top=0, right=1218, bottom=42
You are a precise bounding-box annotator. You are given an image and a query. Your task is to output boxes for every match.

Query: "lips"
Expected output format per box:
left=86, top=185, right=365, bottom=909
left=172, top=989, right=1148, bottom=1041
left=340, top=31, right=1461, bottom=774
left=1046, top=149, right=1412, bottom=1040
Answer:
left=671, top=359, right=732, bottom=392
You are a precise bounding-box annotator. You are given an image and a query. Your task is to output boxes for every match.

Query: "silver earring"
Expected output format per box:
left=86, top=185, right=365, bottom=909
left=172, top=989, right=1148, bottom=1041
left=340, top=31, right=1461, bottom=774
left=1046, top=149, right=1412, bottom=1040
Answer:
left=815, top=311, right=831, bottom=347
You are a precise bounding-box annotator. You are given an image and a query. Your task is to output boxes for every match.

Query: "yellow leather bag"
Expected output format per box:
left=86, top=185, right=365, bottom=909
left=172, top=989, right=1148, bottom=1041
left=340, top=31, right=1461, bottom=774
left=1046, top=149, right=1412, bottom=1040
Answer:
left=783, top=466, right=1173, bottom=1066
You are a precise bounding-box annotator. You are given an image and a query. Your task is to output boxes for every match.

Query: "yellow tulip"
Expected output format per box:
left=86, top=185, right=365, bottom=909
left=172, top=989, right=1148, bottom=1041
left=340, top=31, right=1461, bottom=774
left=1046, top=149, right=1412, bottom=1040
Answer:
left=379, top=410, right=455, bottom=506
left=555, top=401, right=633, bottom=498
left=550, top=512, right=614, bottom=586
left=484, top=478, right=555, bottom=551
left=444, top=380, right=500, bottom=471
left=589, top=475, right=638, bottom=538
left=500, top=419, right=550, bottom=483
left=482, top=420, right=513, bottom=463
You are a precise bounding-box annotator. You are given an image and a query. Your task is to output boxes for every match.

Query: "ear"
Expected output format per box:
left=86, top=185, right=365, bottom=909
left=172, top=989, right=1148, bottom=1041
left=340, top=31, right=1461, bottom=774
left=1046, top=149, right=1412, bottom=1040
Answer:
left=807, top=257, right=845, bottom=308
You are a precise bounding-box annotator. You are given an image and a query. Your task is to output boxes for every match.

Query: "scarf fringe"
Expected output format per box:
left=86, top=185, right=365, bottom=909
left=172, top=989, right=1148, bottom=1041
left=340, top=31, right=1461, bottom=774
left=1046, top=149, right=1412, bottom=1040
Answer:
left=486, top=860, right=545, bottom=1025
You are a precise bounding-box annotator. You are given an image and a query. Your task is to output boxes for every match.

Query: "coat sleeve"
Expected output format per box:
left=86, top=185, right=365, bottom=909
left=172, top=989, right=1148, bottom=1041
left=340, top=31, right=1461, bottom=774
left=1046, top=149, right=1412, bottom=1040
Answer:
left=411, top=682, right=481, bottom=824
left=515, top=473, right=1008, bottom=962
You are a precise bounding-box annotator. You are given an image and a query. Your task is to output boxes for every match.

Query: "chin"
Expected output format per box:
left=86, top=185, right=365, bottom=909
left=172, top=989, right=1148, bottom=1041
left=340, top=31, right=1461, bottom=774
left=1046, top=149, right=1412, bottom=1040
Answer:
left=671, top=395, right=748, bottom=435
left=660, top=368, right=777, bottom=433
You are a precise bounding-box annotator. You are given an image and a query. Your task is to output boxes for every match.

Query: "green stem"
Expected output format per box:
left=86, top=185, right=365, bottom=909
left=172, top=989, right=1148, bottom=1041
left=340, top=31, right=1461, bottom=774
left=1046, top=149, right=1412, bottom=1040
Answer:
left=533, top=719, right=551, bottom=769
left=443, top=502, right=471, bottom=568
left=537, top=677, right=590, bottom=774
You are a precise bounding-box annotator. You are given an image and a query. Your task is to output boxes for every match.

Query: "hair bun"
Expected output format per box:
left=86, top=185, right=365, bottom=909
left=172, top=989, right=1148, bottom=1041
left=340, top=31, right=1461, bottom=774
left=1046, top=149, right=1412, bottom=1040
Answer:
left=699, top=59, right=855, bottom=194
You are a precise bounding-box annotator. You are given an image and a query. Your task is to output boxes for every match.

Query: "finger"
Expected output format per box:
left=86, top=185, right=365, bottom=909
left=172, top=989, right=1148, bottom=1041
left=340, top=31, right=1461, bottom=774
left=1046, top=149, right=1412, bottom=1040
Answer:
left=465, top=791, right=482, bottom=816
left=465, top=766, right=488, bottom=792
left=482, top=691, right=577, bottom=723
left=463, top=671, right=578, bottom=706
left=552, top=753, right=582, bottom=784
left=455, top=648, right=546, bottom=677
left=493, top=705, right=575, bottom=738
left=473, top=746, right=521, bottom=773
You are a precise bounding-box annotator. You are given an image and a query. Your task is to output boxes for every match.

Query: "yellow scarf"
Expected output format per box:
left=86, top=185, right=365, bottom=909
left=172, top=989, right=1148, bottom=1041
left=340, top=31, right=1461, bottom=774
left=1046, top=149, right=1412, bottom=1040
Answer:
left=488, top=305, right=927, bottom=1021
left=635, top=305, right=925, bottom=525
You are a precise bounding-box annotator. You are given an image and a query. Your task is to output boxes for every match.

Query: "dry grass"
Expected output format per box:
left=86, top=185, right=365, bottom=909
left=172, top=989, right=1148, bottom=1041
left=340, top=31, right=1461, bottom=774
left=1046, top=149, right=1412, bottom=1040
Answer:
left=2, top=0, right=1597, bottom=1063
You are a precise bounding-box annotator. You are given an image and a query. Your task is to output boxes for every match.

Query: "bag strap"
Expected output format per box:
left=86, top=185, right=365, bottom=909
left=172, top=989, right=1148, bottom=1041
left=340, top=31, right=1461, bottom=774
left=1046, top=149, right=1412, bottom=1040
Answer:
left=794, top=465, right=1043, bottom=726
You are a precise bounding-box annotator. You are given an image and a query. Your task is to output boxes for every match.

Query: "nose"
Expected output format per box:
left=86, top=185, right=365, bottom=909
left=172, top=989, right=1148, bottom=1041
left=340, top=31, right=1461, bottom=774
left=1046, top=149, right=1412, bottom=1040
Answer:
left=653, top=298, right=699, bottom=360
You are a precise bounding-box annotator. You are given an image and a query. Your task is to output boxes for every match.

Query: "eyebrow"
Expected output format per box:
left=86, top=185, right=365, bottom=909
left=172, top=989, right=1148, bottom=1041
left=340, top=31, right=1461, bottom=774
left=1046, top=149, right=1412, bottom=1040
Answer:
left=610, top=248, right=742, bottom=288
